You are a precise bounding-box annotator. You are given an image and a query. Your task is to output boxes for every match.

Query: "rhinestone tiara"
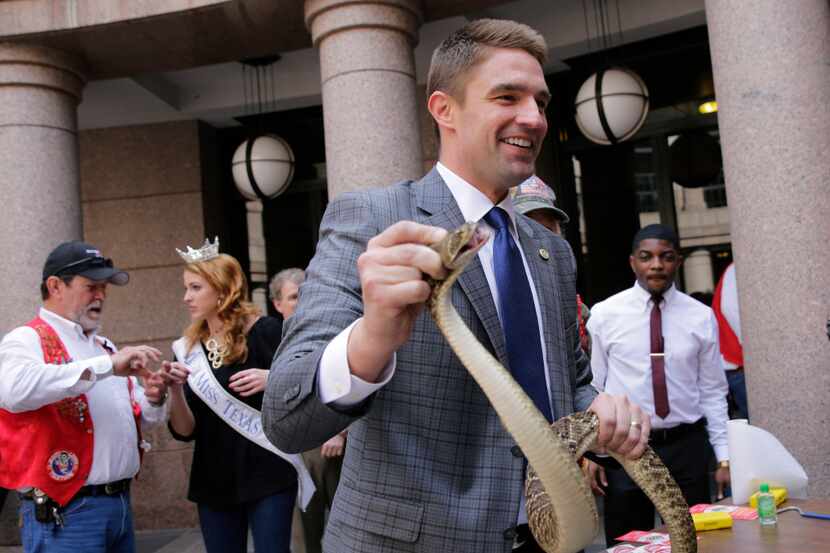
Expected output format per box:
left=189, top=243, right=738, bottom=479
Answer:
left=176, top=237, right=220, bottom=263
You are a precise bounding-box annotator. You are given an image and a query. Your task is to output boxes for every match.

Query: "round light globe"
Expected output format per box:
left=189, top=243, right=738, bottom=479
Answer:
left=232, top=134, right=295, bottom=200
left=574, top=68, right=649, bottom=145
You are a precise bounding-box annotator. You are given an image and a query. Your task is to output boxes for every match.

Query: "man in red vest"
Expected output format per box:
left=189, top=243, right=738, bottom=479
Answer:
left=711, top=262, right=748, bottom=419
left=0, top=241, right=168, bottom=553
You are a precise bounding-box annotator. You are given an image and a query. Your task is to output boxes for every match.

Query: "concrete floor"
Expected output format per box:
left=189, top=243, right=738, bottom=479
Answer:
left=0, top=500, right=611, bottom=553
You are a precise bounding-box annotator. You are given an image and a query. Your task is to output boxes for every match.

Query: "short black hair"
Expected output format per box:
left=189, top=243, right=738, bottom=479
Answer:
left=632, top=224, right=680, bottom=253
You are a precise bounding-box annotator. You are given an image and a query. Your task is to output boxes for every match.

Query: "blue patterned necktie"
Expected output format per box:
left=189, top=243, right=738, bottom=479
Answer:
left=483, top=206, right=552, bottom=422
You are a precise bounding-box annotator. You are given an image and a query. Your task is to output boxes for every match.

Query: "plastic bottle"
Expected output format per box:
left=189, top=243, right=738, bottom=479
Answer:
left=757, top=483, right=778, bottom=526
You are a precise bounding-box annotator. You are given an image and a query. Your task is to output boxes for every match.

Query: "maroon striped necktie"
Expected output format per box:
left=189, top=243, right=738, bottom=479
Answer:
left=650, top=295, right=670, bottom=418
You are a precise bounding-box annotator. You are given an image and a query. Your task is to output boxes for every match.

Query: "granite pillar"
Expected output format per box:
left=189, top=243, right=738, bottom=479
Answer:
left=705, top=0, right=830, bottom=496
left=0, top=43, right=85, bottom=545
left=0, top=44, right=86, bottom=333
left=305, top=0, right=423, bottom=199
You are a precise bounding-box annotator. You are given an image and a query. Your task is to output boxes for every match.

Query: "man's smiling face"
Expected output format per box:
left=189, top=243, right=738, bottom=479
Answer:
left=447, top=46, right=550, bottom=200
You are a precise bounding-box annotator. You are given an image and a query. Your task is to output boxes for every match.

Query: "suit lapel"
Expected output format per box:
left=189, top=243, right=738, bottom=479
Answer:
left=514, top=216, right=573, bottom=419
left=415, top=169, right=508, bottom=366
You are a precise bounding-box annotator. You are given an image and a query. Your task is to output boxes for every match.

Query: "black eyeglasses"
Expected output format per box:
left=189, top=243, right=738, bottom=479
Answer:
left=52, top=256, right=113, bottom=276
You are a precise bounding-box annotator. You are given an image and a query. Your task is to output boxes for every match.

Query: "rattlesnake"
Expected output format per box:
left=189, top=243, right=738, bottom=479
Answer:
left=427, top=222, right=696, bottom=553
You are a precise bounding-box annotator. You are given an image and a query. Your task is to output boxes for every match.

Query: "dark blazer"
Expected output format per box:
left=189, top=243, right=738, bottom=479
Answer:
left=262, top=168, right=595, bottom=553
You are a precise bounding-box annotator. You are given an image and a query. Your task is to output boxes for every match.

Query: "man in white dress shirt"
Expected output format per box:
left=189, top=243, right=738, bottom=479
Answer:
left=585, top=224, right=730, bottom=545
left=0, top=241, right=168, bottom=553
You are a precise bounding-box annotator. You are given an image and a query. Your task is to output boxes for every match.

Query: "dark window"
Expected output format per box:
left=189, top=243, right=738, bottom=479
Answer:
left=703, top=169, right=728, bottom=208
left=635, top=173, right=659, bottom=212
left=633, top=145, right=659, bottom=213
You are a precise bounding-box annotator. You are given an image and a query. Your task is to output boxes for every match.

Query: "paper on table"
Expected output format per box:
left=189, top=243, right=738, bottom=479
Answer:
left=606, top=544, right=671, bottom=553
left=728, top=419, right=808, bottom=504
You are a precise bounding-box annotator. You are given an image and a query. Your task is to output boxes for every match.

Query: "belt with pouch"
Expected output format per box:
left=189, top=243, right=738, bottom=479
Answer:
left=19, top=478, right=131, bottom=501
left=19, top=479, right=132, bottom=527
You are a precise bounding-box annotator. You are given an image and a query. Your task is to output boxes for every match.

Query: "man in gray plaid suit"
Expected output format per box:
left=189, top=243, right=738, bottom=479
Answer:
left=262, top=19, right=650, bottom=553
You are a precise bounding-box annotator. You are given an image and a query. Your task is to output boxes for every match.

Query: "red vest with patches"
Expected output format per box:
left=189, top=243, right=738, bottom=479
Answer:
left=712, top=272, right=744, bottom=367
left=0, top=317, right=142, bottom=506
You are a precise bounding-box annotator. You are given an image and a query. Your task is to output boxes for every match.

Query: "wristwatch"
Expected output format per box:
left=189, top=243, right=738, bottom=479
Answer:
left=718, top=460, right=730, bottom=469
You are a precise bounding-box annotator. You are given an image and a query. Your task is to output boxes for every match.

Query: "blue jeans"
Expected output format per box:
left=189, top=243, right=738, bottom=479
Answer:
left=20, top=492, right=135, bottom=553
left=726, top=369, right=749, bottom=420
left=198, top=487, right=296, bottom=553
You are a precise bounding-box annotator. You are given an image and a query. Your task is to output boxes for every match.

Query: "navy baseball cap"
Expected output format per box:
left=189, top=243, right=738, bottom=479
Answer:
left=42, top=241, right=129, bottom=286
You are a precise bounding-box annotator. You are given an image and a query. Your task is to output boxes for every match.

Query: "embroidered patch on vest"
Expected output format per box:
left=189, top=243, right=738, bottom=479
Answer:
left=47, top=450, right=79, bottom=481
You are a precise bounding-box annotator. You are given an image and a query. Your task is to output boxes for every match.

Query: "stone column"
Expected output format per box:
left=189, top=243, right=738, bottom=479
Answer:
left=705, top=0, right=830, bottom=496
left=305, top=0, right=423, bottom=199
left=683, top=249, right=714, bottom=294
left=0, top=44, right=86, bottom=333
left=246, top=199, right=269, bottom=313
left=0, top=43, right=85, bottom=544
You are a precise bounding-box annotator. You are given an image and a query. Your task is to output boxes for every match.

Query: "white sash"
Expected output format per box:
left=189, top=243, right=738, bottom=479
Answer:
left=172, top=337, right=315, bottom=510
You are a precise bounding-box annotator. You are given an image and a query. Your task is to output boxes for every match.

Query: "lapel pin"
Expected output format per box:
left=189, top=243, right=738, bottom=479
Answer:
left=538, top=248, right=550, bottom=260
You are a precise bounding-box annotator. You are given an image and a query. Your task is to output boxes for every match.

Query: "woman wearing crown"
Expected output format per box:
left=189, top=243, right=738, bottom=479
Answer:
left=160, top=238, right=313, bottom=553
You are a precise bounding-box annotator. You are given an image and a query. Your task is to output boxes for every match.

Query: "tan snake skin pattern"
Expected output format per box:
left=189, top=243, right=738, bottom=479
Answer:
left=427, top=223, right=697, bottom=553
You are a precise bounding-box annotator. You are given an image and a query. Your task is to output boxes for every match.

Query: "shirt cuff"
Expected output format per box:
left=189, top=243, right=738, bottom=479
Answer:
left=68, top=354, right=113, bottom=394
left=140, top=394, right=169, bottom=425
left=713, top=445, right=729, bottom=462
left=318, top=318, right=395, bottom=408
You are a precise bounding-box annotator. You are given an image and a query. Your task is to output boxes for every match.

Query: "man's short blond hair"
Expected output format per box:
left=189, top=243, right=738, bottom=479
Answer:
left=427, top=19, right=548, bottom=102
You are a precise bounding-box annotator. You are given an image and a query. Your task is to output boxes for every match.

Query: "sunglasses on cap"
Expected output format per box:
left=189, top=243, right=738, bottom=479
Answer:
left=51, top=256, right=114, bottom=277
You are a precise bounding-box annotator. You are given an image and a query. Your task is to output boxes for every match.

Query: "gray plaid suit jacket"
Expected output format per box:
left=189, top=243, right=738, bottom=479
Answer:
left=262, top=168, right=595, bottom=553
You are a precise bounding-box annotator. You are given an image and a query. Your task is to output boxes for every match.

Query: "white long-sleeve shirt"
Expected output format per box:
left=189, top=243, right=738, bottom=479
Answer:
left=587, top=283, right=729, bottom=461
left=0, top=307, right=166, bottom=485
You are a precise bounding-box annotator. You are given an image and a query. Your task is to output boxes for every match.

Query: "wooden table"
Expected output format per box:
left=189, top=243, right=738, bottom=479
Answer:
left=654, top=498, right=830, bottom=552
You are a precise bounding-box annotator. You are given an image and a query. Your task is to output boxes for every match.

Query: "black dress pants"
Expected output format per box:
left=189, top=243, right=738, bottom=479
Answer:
left=603, top=422, right=711, bottom=545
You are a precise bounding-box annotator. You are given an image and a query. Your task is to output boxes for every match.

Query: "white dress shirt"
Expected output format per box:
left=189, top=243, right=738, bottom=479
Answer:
left=587, top=283, right=729, bottom=461
left=0, top=308, right=166, bottom=485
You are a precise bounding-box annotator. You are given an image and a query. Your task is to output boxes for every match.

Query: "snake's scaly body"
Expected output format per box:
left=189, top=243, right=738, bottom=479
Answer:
left=427, top=223, right=696, bottom=553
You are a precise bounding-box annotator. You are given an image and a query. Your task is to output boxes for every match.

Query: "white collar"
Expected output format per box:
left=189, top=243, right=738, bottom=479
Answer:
left=39, top=307, right=99, bottom=341
left=435, top=162, right=518, bottom=233
left=631, top=282, right=677, bottom=312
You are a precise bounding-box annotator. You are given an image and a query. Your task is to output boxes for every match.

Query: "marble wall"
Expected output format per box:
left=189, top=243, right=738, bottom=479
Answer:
left=80, top=120, right=206, bottom=529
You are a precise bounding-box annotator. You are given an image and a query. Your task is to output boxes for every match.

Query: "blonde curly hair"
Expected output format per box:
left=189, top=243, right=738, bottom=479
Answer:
left=183, top=254, right=260, bottom=365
